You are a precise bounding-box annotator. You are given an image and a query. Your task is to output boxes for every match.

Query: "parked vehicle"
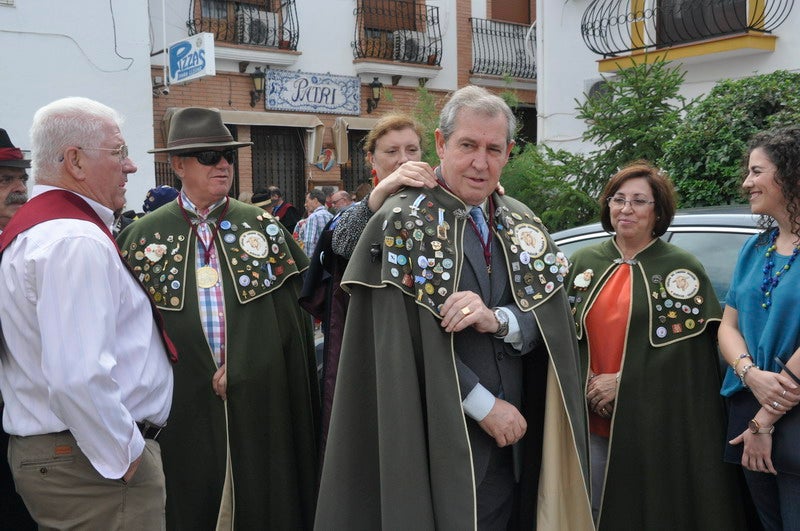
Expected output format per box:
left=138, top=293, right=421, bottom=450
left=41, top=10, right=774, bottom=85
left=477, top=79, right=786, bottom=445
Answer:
left=552, top=205, right=760, bottom=304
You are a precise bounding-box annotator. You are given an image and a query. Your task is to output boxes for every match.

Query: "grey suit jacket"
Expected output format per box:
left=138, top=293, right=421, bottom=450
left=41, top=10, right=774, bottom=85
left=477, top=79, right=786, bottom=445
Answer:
left=453, top=220, right=540, bottom=484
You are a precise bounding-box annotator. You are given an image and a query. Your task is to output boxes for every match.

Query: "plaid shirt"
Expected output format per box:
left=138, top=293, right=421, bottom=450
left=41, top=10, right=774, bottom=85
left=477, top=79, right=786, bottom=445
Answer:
left=182, top=192, right=227, bottom=367
left=302, top=205, right=333, bottom=257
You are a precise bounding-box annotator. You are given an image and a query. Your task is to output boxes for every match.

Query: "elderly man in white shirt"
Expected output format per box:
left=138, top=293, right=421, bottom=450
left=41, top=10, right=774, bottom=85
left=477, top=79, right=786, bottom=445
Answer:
left=0, top=97, right=175, bottom=530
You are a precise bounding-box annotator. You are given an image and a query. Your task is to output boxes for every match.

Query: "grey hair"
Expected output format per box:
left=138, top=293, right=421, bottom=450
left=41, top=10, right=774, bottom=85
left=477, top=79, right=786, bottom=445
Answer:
left=438, top=85, right=516, bottom=145
left=30, top=97, right=124, bottom=183
left=307, top=187, right=326, bottom=204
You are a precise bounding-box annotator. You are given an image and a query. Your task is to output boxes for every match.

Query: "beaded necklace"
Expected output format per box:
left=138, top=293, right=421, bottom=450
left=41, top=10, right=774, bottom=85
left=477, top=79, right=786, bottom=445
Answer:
left=761, top=229, right=800, bottom=309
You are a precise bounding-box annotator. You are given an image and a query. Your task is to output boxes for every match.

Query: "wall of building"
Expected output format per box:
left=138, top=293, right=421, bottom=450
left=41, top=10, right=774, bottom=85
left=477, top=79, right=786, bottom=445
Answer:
left=0, top=0, right=158, bottom=210
left=149, top=0, right=537, bottom=203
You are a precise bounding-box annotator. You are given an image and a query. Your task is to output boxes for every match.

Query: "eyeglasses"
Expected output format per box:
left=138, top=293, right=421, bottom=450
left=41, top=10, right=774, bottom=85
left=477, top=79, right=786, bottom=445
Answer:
left=182, top=149, right=237, bottom=166
left=79, top=145, right=129, bottom=162
left=607, top=196, right=655, bottom=209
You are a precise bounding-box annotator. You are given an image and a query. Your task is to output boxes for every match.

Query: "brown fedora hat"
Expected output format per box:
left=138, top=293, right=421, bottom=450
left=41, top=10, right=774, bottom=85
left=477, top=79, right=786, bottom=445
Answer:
left=149, top=107, right=252, bottom=153
left=0, top=128, right=31, bottom=168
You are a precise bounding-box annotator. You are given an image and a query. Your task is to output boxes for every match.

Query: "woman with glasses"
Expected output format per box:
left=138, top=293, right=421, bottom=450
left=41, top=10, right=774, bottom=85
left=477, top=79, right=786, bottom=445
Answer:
left=300, top=113, right=437, bottom=456
left=719, top=126, right=800, bottom=530
left=565, top=161, right=747, bottom=530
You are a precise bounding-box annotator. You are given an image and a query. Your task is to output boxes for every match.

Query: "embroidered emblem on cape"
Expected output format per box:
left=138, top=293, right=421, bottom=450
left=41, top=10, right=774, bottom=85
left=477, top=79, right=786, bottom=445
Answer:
left=664, top=268, right=700, bottom=300
left=573, top=269, right=594, bottom=291
left=121, top=207, right=301, bottom=310
left=239, top=230, right=269, bottom=258
left=514, top=224, right=547, bottom=258
left=143, top=243, right=167, bottom=263
left=376, top=193, right=563, bottom=316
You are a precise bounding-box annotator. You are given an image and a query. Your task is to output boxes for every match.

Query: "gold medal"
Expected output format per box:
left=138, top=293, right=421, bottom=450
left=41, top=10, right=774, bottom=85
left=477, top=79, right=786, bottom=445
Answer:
left=196, top=265, right=219, bottom=289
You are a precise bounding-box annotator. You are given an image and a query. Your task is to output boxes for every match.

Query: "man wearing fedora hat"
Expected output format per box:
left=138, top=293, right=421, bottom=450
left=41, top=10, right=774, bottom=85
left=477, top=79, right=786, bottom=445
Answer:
left=0, top=98, right=176, bottom=529
left=0, top=127, right=35, bottom=530
left=118, top=107, right=320, bottom=530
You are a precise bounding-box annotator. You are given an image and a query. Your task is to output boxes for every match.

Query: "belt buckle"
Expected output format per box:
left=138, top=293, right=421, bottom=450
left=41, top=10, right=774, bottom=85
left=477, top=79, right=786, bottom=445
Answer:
left=139, top=420, right=163, bottom=440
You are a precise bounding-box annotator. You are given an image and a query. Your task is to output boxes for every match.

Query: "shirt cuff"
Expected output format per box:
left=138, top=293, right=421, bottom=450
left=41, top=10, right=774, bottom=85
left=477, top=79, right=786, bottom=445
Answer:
left=498, top=306, right=523, bottom=351
left=462, top=384, right=496, bottom=422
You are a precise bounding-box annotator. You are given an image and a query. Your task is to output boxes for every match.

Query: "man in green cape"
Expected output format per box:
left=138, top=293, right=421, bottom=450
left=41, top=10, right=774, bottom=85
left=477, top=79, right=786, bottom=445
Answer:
left=315, top=86, right=592, bottom=530
left=119, top=108, right=319, bottom=530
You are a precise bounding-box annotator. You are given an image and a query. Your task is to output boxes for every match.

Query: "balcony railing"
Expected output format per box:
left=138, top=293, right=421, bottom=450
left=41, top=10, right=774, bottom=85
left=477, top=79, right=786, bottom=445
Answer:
left=187, top=0, right=299, bottom=51
left=582, top=0, right=794, bottom=57
left=353, top=0, right=442, bottom=66
left=471, top=18, right=536, bottom=79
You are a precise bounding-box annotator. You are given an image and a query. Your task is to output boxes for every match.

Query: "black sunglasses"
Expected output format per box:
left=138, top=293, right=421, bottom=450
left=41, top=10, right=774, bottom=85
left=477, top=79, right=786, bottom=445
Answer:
left=182, top=149, right=237, bottom=166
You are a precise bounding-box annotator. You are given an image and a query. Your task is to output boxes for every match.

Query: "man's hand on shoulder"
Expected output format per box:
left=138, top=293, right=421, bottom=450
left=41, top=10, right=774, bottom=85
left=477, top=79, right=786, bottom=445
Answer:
left=478, top=398, right=527, bottom=447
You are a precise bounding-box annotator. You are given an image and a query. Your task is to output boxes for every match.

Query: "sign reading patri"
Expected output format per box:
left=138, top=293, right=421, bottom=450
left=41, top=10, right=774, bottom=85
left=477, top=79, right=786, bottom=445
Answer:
left=266, top=70, right=360, bottom=115
left=168, top=33, right=216, bottom=84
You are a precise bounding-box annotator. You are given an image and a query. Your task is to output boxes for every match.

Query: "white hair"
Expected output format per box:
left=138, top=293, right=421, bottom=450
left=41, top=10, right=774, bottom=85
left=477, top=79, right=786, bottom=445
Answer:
left=30, top=97, right=124, bottom=184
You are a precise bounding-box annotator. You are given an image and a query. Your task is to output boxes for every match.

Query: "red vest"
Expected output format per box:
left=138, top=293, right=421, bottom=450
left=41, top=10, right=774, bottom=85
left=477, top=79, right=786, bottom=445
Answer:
left=0, top=189, right=178, bottom=362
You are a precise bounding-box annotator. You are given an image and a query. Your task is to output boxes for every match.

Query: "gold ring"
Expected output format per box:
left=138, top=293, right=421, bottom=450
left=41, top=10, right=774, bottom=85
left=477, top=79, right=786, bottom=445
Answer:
left=461, top=306, right=472, bottom=316
left=783, top=389, right=788, bottom=397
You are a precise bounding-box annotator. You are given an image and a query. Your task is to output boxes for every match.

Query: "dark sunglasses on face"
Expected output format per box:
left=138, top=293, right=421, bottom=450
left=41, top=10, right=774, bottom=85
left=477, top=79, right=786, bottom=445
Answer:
left=183, top=149, right=237, bottom=166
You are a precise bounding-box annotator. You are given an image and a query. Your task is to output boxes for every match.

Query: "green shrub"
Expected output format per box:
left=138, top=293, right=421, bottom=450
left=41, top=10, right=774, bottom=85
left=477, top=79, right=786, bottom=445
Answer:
left=662, top=70, right=800, bottom=206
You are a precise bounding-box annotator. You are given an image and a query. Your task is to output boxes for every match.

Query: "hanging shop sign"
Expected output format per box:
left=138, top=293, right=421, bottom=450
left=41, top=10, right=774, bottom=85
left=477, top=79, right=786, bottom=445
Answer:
left=266, top=70, right=360, bottom=115
left=168, top=33, right=216, bottom=84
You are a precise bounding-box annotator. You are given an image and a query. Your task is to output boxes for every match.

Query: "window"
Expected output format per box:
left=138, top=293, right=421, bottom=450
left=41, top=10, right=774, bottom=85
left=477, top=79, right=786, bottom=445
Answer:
left=492, top=0, right=531, bottom=25
left=656, top=0, right=746, bottom=47
left=667, top=231, right=751, bottom=304
left=340, top=131, right=370, bottom=194
left=251, top=127, right=306, bottom=212
left=202, top=0, right=228, bottom=18
left=362, top=0, right=417, bottom=31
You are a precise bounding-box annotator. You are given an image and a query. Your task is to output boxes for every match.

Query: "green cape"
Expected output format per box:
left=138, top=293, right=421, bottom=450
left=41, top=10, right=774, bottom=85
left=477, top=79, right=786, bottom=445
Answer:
left=119, top=199, right=319, bottom=530
left=567, top=237, right=747, bottom=530
left=315, top=187, right=592, bottom=530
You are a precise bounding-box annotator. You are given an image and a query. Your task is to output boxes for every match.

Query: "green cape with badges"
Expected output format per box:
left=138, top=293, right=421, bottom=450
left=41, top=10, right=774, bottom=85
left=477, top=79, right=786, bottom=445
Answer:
left=118, top=199, right=320, bottom=531
left=566, top=237, right=747, bottom=530
left=315, top=186, right=593, bottom=531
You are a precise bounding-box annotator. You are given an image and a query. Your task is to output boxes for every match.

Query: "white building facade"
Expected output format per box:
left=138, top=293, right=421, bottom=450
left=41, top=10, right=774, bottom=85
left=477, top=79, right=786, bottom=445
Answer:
left=536, top=0, right=800, bottom=155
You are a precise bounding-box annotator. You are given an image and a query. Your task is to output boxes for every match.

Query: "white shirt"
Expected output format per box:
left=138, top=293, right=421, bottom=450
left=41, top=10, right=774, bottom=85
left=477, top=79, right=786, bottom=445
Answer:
left=0, top=186, right=174, bottom=479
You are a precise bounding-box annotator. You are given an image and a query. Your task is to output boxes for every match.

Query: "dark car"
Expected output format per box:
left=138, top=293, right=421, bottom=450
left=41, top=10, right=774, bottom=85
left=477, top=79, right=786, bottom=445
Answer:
left=552, top=205, right=761, bottom=304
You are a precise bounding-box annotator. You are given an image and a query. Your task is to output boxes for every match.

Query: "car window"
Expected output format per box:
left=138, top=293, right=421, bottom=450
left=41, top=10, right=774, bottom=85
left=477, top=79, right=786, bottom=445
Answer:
left=666, top=231, right=752, bottom=305
left=555, top=235, right=608, bottom=258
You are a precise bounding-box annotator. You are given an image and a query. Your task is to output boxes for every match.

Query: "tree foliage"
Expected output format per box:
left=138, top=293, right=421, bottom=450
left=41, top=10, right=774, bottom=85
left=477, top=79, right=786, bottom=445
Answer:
left=662, top=70, right=800, bottom=206
left=574, top=60, right=692, bottom=196
left=502, top=60, right=690, bottom=231
left=411, top=85, right=442, bottom=167
left=501, top=144, right=598, bottom=232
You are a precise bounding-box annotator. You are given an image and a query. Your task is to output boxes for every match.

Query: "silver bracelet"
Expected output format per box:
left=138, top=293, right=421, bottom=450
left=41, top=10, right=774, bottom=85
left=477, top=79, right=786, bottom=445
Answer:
left=739, top=363, right=759, bottom=388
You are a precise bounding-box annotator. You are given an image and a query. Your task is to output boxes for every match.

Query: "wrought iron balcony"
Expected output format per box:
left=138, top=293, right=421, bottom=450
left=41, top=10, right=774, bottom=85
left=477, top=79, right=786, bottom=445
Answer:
left=581, top=0, right=794, bottom=57
left=187, top=0, right=299, bottom=50
left=353, top=0, right=442, bottom=66
left=470, top=18, right=536, bottom=79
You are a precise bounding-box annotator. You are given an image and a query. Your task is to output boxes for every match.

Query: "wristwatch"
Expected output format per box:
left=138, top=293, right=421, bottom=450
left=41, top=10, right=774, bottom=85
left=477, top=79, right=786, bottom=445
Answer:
left=748, top=419, right=775, bottom=435
left=492, top=307, right=509, bottom=338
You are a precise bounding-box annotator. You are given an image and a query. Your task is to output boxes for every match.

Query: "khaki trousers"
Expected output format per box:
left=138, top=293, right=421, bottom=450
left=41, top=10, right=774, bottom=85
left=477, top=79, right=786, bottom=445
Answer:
left=8, top=431, right=166, bottom=531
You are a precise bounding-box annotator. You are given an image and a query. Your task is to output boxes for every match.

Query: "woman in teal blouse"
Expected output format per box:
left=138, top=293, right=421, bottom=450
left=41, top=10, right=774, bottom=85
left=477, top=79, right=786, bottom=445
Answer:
left=719, top=125, right=800, bottom=531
